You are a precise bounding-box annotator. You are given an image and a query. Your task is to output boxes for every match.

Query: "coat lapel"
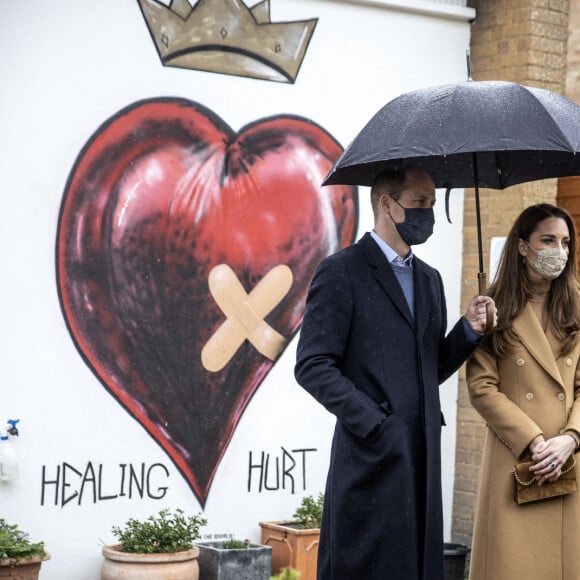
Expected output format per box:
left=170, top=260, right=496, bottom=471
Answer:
left=360, top=234, right=414, bottom=330
left=412, top=259, right=432, bottom=339
left=512, top=304, right=564, bottom=388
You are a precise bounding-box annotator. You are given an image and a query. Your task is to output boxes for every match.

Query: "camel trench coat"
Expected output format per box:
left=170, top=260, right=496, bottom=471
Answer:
left=467, top=305, right=580, bottom=580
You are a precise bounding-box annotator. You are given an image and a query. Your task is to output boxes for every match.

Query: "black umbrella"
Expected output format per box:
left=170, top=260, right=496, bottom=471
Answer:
left=324, top=78, right=580, bottom=329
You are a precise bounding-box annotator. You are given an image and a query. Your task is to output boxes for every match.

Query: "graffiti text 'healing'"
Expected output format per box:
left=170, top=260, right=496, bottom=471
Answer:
left=40, top=462, right=170, bottom=506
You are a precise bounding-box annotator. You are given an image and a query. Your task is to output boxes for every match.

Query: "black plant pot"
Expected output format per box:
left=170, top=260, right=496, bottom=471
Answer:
left=443, top=543, right=467, bottom=580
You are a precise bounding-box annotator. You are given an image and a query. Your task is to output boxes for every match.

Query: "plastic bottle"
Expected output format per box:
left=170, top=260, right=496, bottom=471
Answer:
left=0, top=429, right=19, bottom=481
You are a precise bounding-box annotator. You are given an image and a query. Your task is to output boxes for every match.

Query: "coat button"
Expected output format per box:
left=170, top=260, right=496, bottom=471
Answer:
left=566, top=358, right=573, bottom=366
left=517, top=358, right=525, bottom=367
left=526, top=392, right=534, bottom=400
left=557, top=392, right=565, bottom=401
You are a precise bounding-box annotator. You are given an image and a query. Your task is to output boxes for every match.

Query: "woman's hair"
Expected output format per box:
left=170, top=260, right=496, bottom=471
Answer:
left=485, top=203, right=580, bottom=357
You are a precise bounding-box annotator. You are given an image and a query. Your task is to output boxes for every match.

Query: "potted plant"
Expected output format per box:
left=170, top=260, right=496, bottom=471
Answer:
left=0, top=518, right=50, bottom=579
left=196, top=537, right=272, bottom=580
left=101, top=507, right=207, bottom=580
left=259, top=493, right=323, bottom=580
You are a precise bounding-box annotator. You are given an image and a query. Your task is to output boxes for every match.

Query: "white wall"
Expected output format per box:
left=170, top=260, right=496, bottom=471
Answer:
left=0, top=1, right=472, bottom=577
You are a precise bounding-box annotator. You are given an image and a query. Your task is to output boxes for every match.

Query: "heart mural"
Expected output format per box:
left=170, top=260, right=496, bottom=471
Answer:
left=56, top=97, right=358, bottom=506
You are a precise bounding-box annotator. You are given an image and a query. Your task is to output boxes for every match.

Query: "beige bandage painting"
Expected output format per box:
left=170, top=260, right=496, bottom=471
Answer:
left=202, top=264, right=294, bottom=372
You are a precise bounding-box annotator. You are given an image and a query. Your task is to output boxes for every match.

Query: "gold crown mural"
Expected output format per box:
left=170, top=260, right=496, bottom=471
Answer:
left=137, top=0, right=318, bottom=83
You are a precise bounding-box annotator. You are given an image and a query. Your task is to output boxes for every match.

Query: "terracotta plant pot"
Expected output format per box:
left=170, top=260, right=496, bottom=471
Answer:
left=259, top=521, right=319, bottom=580
left=100, top=545, right=199, bottom=580
left=0, top=552, right=50, bottom=580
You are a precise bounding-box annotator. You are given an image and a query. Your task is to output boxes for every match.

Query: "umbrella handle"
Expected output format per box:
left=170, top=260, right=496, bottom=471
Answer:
left=478, top=272, right=494, bottom=334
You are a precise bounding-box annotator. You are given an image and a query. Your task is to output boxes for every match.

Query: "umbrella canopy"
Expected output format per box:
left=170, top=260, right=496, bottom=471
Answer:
left=324, top=80, right=580, bottom=189
left=324, top=80, right=580, bottom=332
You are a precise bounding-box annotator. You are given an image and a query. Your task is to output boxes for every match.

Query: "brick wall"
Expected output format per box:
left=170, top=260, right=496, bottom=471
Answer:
left=559, top=0, right=580, bottom=224
left=452, top=0, right=571, bottom=546
left=567, top=0, right=580, bottom=103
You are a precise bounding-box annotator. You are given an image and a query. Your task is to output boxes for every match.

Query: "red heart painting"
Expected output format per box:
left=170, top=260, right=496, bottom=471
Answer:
left=56, top=97, right=357, bottom=506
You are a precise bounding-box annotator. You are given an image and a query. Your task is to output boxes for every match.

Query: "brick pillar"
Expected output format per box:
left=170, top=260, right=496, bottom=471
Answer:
left=565, top=0, right=580, bottom=101
left=559, top=0, right=580, bottom=223
left=452, top=0, right=570, bottom=546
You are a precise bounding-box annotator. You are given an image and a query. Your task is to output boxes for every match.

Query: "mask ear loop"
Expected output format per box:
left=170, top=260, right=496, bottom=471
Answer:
left=384, top=195, right=402, bottom=226
left=519, top=241, right=528, bottom=264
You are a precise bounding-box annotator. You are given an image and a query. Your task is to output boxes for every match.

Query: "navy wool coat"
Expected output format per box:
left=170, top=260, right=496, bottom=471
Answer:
left=295, top=233, right=480, bottom=580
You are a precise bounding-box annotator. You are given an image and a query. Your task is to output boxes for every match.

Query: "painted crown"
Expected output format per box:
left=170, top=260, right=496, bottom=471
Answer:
left=137, top=0, right=318, bottom=83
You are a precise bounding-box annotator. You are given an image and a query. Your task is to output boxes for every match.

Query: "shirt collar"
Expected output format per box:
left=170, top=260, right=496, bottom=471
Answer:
left=370, top=230, right=414, bottom=267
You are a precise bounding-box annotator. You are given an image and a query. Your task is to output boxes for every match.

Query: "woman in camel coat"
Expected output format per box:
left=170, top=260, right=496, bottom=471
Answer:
left=467, top=204, right=580, bottom=580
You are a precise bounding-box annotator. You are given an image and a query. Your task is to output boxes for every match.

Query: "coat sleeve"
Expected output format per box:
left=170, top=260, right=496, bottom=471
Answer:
left=434, top=270, right=481, bottom=384
left=565, top=363, right=580, bottom=435
left=294, top=256, right=386, bottom=440
left=466, top=346, right=543, bottom=459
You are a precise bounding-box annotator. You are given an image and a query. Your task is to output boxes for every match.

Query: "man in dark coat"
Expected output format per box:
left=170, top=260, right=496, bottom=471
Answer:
left=294, top=166, right=496, bottom=580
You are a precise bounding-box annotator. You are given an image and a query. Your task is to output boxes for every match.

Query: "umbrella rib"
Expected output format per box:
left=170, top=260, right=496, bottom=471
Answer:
left=523, top=87, right=576, bottom=150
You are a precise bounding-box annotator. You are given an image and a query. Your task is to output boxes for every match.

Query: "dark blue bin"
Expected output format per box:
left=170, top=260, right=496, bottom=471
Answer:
left=444, top=543, right=467, bottom=580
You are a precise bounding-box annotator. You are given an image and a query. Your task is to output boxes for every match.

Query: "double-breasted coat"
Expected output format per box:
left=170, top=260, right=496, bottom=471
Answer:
left=467, top=305, right=580, bottom=580
left=295, top=233, right=480, bottom=580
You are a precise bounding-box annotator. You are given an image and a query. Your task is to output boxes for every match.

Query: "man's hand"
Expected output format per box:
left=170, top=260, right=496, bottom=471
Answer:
left=465, top=296, right=497, bottom=334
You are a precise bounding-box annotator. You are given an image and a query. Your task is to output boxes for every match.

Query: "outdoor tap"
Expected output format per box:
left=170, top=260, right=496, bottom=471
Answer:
left=7, top=419, right=20, bottom=437
left=0, top=419, right=19, bottom=481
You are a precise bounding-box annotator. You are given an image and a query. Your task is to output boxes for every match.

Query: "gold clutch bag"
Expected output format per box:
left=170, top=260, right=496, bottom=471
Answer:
left=512, top=455, right=577, bottom=505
